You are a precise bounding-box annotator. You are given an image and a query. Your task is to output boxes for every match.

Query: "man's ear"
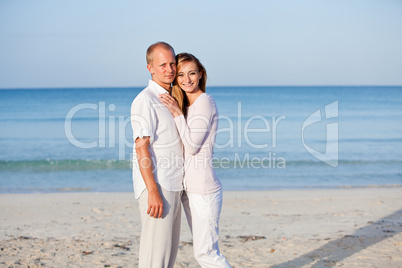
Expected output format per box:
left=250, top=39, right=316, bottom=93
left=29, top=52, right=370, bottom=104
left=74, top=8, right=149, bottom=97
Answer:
left=147, top=64, right=153, bottom=74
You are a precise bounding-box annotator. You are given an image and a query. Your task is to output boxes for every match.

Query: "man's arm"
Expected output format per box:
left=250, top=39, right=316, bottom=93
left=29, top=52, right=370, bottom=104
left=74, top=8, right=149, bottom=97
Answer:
left=135, top=136, right=163, bottom=218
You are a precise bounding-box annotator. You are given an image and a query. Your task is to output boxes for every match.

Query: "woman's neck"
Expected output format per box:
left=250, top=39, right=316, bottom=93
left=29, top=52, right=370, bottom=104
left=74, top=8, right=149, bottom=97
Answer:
left=186, top=90, right=203, bottom=106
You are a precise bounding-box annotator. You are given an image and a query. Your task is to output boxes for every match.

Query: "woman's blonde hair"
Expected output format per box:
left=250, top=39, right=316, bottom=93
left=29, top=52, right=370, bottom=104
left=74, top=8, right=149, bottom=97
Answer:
left=172, top=53, right=207, bottom=116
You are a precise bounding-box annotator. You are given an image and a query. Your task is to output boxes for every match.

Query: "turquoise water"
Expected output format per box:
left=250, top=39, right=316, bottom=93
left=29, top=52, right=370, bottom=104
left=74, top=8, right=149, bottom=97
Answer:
left=0, top=86, right=401, bottom=193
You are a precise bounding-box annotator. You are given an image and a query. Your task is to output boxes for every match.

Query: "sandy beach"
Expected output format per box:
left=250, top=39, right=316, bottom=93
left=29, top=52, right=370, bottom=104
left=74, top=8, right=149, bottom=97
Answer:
left=1, top=188, right=401, bottom=267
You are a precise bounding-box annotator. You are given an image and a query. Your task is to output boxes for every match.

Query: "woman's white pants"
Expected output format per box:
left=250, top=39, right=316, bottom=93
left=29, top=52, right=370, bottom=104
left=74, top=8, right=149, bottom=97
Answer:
left=182, top=189, right=232, bottom=268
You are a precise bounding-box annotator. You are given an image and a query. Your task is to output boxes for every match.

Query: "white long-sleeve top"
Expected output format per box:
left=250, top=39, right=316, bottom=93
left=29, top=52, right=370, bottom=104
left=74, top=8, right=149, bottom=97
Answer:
left=174, top=93, right=222, bottom=194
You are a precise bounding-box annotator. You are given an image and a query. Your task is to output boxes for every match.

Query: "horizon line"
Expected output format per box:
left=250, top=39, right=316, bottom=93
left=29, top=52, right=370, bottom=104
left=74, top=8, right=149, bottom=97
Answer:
left=1, top=84, right=402, bottom=90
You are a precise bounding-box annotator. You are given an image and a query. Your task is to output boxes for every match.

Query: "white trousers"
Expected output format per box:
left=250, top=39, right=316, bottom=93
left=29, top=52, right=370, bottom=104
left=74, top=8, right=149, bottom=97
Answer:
left=182, top=189, right=232, bottom=268
left=138, top=185, right=182, bottom=268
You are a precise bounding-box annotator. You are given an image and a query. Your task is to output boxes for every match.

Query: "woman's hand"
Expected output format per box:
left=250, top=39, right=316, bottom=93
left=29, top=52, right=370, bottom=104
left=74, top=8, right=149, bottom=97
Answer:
left=158, top=94, right=183, bottom=117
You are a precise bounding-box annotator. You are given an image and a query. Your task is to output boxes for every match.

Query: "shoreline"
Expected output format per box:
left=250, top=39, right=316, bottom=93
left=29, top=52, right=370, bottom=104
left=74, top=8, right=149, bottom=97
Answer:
left=1, top=184, right=402, bottom=195
left=1, top=188, right=401, bottom=267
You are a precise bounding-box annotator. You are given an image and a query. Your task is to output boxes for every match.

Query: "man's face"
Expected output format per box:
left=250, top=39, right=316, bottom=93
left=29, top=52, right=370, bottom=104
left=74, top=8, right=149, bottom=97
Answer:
left=147, top=47, right=176, bottom=90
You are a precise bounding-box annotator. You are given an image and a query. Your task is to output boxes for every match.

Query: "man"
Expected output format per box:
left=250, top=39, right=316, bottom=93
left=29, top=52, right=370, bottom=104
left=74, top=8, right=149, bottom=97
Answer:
left=130, top=42, right=183, bottom=267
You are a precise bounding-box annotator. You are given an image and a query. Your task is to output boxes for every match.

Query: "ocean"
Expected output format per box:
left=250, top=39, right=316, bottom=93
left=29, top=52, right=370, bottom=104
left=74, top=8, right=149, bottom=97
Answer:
left=0, top=86, right=401, bottom=193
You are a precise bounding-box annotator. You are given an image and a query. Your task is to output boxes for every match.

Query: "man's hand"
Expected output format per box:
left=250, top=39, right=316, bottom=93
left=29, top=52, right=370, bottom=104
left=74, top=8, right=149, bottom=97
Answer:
left=147, top=187, right=164, bottom=218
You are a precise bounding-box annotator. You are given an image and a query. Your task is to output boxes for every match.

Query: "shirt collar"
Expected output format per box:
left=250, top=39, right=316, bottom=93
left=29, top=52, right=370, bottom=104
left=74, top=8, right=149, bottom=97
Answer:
left=148, top=80, right=170, bottom=94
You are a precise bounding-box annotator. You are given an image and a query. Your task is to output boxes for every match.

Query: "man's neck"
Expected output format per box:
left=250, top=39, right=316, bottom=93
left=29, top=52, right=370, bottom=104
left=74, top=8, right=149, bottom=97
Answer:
left=153, top=80, right=171, bottom=93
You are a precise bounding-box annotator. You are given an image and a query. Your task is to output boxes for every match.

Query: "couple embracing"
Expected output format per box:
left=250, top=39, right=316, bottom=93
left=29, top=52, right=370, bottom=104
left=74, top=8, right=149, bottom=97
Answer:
left=131, top=42, right=231, bottom=268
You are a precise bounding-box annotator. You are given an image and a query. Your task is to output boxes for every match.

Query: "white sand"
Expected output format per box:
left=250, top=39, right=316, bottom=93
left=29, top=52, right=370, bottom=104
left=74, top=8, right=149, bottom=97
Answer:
left=1, top=188, right=401, bottom=267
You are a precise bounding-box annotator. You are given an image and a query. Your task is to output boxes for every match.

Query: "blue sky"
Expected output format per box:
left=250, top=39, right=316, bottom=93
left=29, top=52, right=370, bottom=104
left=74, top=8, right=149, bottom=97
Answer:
left=0, top=0, right=401, bottom=88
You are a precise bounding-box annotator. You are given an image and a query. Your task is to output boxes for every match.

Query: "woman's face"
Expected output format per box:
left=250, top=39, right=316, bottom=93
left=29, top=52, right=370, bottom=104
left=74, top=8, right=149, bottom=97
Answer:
left=177, top=61, right=202, bottom=94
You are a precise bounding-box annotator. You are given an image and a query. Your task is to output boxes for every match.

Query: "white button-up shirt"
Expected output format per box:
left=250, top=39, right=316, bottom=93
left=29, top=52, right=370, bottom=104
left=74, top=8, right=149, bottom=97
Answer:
left=130, top=80, right=184, bottom=199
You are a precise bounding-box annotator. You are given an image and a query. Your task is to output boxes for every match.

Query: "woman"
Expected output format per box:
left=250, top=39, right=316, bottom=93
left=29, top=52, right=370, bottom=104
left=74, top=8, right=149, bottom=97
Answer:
left=158, top=53, right=231, bottom=268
